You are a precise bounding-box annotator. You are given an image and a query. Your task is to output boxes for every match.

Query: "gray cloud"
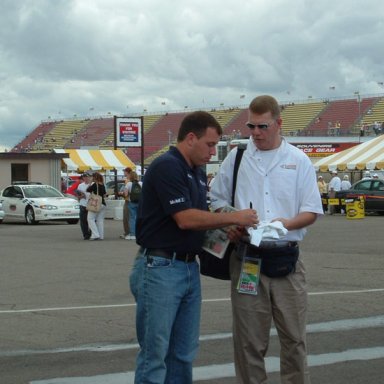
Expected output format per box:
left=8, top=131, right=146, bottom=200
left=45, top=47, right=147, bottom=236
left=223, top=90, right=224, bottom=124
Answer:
left=1, top=0, right=383, bottom=148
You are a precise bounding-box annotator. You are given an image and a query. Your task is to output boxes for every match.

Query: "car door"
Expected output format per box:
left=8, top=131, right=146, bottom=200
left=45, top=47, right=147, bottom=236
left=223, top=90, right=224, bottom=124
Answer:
left=368, top=180, right=384, bottom=212
left=346, top=180, right=372, bottom=210
left=1, top=186, right=25, bottom=218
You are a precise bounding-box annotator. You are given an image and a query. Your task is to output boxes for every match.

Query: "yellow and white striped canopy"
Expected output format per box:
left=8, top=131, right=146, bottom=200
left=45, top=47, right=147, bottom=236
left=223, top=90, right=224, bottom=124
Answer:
left=54, top=149, right=135, bottom=172
left=314, top=135, right=384, bottom=172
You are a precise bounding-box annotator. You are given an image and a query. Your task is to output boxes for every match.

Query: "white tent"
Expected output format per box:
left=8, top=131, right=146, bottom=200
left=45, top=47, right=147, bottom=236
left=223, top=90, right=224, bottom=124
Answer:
left=54, top=149, right=135, bottom=172
left=313, top=135, right=384, bottom=172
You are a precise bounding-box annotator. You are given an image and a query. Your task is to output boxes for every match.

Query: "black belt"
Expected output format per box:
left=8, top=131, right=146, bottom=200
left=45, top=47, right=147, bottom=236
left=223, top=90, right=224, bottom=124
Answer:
left=256, top=241, right=298, bottom=249
left=139, top=247, right=197, bottom=263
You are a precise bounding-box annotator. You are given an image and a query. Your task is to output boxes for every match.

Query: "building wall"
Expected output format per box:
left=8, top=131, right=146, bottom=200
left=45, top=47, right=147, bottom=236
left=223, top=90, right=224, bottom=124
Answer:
left=0, top=158, right=62, bottom=190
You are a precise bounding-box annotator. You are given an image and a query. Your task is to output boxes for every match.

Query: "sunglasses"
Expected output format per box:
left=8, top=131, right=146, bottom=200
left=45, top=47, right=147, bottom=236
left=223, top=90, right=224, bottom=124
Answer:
left=246, top=121, right=274, bottom=130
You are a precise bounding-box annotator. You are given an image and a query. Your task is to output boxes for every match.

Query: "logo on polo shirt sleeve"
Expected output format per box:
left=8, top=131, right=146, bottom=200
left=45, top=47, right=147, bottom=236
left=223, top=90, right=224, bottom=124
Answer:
left=169, top=197, right=186, bottom=205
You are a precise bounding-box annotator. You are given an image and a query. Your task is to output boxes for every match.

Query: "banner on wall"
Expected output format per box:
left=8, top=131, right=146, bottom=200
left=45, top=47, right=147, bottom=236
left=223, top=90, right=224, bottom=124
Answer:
left=293, top=142, right=358, bottom=158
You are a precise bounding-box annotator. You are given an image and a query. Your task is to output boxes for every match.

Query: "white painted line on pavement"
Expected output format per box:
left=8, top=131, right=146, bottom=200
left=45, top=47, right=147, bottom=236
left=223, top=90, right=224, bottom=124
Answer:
left=2, top=315, right=383, bottom=358
left=29, top=346, right=384, bottom=383
left=1, top=288, right=383, bottom=314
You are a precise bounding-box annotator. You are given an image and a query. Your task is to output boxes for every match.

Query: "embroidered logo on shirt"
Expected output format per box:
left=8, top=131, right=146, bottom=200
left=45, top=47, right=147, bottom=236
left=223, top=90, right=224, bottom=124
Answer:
left=170, top=197, right=185, bottom=205
left=281, top=164, right=296, bottom=170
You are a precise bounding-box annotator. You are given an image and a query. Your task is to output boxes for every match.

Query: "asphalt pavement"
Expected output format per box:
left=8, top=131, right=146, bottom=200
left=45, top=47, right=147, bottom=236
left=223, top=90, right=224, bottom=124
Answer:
left=0, top=213, right=383, bottom=384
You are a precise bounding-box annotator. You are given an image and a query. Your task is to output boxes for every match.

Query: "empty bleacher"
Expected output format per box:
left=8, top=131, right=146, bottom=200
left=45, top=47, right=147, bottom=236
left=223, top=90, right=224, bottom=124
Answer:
left=12, top=121, right=57, bottom=152
left=306, top=97, right=379, bottom=135
left=10, top=93, right=384, bottom=165
left=42, top=120, right=90, bottom=149
left=359, top=97, right=384, bottom=135
left=281, top=102, right=326, bottom=135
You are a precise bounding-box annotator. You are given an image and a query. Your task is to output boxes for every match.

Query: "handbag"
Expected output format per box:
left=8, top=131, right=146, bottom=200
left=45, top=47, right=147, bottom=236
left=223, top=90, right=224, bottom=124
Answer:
left=199, top=145, right=246, bottom=280
left=86, top=184, right=102, bottom=212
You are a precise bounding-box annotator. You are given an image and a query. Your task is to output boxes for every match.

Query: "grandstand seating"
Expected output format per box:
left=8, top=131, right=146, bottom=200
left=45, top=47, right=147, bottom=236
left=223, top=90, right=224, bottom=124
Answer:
left=13, top=121, right=57, bottom=152
left=305, top=97, right=379, bottom=135
left=359, top=98, right=384, bottom=135
left=281, top=102, right=326, bottom=135
left=10, top=94, right=384, bottom=165
left=67, top=118, right=114, bottom=149
left=224, top=109, right=249, bottom=138
left=42, top=120, right=89, bottom=149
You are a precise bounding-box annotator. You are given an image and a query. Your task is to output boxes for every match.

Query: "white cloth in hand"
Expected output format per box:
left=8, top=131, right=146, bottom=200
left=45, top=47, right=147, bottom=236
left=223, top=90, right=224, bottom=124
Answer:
left=248, top=221, right=288, bottom=247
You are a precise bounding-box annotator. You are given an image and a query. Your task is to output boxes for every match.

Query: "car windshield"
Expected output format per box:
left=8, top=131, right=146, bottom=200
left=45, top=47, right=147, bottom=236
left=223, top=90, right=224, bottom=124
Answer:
left=23, top=186, right=63, bottom=198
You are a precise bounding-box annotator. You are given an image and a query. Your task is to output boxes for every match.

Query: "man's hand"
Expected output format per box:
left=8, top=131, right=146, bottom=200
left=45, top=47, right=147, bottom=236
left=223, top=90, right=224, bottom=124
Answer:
left=232, top=209, right=258, bottom=227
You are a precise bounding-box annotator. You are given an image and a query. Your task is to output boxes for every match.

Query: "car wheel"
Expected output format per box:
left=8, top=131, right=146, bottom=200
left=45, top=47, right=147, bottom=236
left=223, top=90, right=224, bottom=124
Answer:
left=25, top=207, right=38, bottom=225
left=67, top=219, right=79, bottom=224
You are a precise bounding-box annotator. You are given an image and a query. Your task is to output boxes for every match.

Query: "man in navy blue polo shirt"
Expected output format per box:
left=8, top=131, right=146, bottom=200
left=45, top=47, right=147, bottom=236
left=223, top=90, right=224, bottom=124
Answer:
left=129, top=111, right=258, bottom=384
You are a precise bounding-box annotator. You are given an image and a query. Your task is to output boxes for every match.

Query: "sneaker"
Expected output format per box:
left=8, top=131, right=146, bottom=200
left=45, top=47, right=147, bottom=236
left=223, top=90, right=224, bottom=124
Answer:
left=119, top=234, right=126, bottom=239
left=89, top=237, right=100, bottom=241
left=125, top=235, right=136, bottom=240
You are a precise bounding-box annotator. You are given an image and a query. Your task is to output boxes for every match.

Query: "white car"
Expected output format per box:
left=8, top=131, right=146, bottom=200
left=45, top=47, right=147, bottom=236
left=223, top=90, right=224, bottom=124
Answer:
left=0, top=183, right=80, bottom=225
left=0, top=201, right=4, bottom=223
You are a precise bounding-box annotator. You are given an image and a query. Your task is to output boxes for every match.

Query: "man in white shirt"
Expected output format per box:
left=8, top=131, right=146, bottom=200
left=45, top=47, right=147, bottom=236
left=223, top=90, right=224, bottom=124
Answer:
left=328, top=170, right=341, bottom=214
left=341, top=175, right=352, bottom=190
left=210, top=95, right=323, bottom=384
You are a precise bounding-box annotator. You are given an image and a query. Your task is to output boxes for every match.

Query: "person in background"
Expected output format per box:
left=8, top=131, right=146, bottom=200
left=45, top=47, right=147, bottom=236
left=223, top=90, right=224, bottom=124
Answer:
left=328, top=170, right=341, bottom=214
left=372, top=173, right=379, bottom=179
left=86, top=172, right=107, bottom=240
left=340, top=175, right=352, bottom=214
left=210, top=95, right=323, bottom=384
left=125, top=170, right=142, bottom=240
left=120, top=167, right=132, bottom=239
left=362, top=170, right=372, bottom=180
left=317, top=175, right=328, bottom=213
left=341, top=175, right=352, bottom=191
left=129, top=111, right=258, bottom=384
left=77, top=172, right=92, bottom=240
left=65, top=177, right=82, bottom=197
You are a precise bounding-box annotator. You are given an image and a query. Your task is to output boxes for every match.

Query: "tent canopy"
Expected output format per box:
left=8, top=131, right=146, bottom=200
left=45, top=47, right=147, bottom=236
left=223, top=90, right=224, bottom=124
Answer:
left=313, top=135, right=384, bottom=172
left=54, top=149, right=135, bottom=172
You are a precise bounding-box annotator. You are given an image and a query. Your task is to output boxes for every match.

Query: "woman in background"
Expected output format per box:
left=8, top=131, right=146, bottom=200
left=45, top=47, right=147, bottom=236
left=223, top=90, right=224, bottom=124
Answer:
left=125, top=171, right=142, bottom=240
left=86, top=172, right=107, bottom=240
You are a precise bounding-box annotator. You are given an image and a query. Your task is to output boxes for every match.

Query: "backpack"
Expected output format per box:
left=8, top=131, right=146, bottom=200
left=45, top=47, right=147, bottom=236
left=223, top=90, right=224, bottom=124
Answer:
left=130, top=181, right=142, bottom=203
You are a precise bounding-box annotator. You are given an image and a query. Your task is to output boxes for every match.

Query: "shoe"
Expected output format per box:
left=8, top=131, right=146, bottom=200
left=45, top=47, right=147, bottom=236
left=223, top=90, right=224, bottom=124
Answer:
left=89, top=237, right=100, bottom=241
left=124, top=235, right=136, bottom=240
left=84, top=236, right=91, bottom=240
left=119, top=234, right=126, bottom=239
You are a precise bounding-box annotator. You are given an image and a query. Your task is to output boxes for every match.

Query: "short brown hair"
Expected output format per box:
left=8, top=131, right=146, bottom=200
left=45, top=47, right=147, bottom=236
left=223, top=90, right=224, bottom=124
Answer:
left=177, top=111, right=222, bottom=141
left=249, top=95, right=281, bottom=119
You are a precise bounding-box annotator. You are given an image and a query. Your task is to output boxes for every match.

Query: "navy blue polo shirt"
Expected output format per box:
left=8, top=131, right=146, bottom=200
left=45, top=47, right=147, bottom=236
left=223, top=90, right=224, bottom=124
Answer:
left=136, top=146, right=208, bottom=253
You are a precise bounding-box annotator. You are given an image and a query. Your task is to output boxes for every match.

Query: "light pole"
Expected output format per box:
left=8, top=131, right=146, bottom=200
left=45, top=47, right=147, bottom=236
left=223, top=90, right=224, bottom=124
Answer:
left=354, top=91, right=361, bottom=124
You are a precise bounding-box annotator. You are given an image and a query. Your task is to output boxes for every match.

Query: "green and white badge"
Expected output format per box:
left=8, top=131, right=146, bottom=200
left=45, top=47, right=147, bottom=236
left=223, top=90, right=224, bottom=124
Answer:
left=237, top=256, right=261, bottom=295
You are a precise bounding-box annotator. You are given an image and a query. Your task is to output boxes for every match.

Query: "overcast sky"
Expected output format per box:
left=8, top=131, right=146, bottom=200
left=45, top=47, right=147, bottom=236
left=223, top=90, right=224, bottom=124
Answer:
left=1, top=0, right=383, bottom=149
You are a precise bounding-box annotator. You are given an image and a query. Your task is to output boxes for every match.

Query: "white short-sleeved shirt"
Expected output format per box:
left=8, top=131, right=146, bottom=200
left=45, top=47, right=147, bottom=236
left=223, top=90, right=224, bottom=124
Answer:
left=77, top=182, right=91, bottom=207
left=210, top=137, right=323, bottom=241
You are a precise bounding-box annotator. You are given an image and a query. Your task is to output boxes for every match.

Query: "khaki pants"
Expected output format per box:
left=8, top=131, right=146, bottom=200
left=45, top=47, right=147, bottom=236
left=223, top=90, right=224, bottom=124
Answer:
left=230, top=254, right=310, bottom=384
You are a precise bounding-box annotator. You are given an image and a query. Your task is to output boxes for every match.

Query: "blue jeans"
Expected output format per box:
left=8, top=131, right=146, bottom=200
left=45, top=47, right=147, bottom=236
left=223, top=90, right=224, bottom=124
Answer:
left=129, top=252, right=201, bottom=384
left=128, top=201, right=138, bottom=235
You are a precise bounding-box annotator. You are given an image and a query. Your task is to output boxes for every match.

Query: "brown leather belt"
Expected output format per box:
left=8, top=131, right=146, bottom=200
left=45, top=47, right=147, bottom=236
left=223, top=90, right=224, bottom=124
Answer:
left=139, top=247, right=197, bottom=263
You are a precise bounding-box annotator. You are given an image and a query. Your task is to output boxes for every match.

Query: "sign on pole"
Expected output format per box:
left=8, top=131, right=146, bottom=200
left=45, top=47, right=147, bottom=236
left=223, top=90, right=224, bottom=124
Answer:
left=115, top=117, right=143, bottom=147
